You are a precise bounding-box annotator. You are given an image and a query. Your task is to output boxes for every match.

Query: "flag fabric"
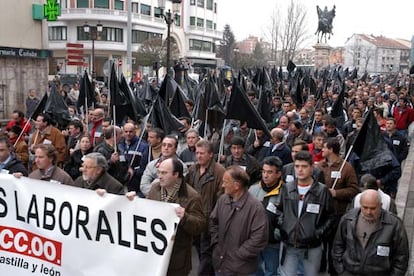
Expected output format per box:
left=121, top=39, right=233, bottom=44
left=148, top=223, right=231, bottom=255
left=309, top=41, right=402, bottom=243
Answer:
left=226, top=80, right=270, bottom=137
left=77, top=71, right=96, bottom=113
left=257, top=86, right=272, bottom=123
left=352, top=109, right=394, bottom=171
left=169, top=86, right=191, bottom=119
left=148, top=96, right=184, bottom=135
left=119, top=74, right=147, bottom=121
left=30, top=92, right=48, bottom=120
left=158, top=74, right=178, bottom=103
left=330, top=78, right=345, bottom=119
left=44, top=84, right=71, bottom=128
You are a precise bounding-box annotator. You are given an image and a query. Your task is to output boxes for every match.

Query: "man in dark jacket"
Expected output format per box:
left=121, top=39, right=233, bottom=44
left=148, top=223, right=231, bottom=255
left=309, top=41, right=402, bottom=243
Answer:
left=333, top=189, right=408, bottom=275
left=249, top=156, right=284, bottom=276
left=118, top=122, right=149, bottom=195
left=72, top=152, right=124, bottom=195
left=94, top=125, right=129, bottom=185
left=210, top=165, right=268, bottom=275
left=127, top=158, right=206, bottom=276
left=277, top=151, right=335, bottom=276
left=0, top=136, right=28, bottom=176
left=266, top=127, right=292, bottom=166
left=223, top=136, right=261, bottom=186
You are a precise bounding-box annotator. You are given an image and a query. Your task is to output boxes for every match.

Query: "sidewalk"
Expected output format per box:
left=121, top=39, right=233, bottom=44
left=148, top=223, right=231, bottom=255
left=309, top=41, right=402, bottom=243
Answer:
left=397, top=126, right=414, bottom=276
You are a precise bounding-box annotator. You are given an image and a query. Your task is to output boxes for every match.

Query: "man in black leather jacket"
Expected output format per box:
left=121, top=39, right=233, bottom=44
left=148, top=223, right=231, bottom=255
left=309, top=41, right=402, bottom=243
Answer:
left=277, top=150, right=335, bottom=276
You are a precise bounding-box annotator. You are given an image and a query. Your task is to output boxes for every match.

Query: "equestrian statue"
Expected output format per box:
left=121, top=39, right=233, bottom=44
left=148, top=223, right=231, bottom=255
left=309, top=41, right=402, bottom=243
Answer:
left=315, top=5, right=336, bottom=44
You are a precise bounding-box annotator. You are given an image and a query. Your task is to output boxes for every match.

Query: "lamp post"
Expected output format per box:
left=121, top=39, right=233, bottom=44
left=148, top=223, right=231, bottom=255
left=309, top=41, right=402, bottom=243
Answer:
left=158, top=0, right=181, bottom=76
left=83, top=22, right=103, bottom=79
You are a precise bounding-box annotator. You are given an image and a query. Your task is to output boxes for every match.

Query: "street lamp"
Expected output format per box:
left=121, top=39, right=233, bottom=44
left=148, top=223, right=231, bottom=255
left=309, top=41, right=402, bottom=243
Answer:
left=158, top=0, right=181, bottom=76
left=83, top=21, right=103, bottom=79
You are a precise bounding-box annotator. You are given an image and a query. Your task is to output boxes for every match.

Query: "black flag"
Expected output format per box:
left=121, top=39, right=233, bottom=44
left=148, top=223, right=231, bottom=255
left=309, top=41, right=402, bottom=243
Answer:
left=77, top=71, right=96, bottom=113
left=352, top=109, right=394, bottom=171
left=169, top=86, right=191, bottom=119
left=148, top=96, right=183, bottom=134
left=226, top=80, right=270, bottom=137
left=30, top=92, right=48, bottom=120
left=45, top=84, right=71, bottom=128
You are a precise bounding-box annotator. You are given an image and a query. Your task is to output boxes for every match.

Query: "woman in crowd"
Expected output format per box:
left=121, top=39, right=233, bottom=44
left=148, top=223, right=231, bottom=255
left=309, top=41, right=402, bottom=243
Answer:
left=64, top=135, right=93, bottom=180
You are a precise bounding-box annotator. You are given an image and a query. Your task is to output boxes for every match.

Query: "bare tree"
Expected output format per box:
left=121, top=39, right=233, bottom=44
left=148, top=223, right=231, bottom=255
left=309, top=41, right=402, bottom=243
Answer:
left=266, top=0, right=310, bottom=66
left=266, top=8, right=281, bottom=63
left=136, top=37, right=180, bottom=67
left=279, top=0, right=310, bottom=65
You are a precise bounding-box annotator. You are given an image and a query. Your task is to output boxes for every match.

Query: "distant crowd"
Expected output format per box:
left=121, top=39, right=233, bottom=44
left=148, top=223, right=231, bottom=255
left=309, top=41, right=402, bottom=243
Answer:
left=0, top=71, right=412, bottom=276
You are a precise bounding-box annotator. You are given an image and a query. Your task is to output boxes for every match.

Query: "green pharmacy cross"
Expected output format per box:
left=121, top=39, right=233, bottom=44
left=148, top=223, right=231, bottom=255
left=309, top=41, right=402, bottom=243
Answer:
left=44, top=0, right=61, bottom=21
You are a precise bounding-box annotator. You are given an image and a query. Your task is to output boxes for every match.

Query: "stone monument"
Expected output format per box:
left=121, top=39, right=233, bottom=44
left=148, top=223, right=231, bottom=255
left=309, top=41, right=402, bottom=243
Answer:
left=313, top=5, right=336, bottom=69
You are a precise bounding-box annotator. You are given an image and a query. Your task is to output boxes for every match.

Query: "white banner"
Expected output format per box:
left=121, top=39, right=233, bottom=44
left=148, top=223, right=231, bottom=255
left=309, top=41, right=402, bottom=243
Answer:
left=0, top=174, right=180, bottom=276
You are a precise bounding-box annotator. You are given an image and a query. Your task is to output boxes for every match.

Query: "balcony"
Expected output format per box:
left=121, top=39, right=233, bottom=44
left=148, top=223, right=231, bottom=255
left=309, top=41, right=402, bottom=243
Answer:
left=60, top=8, right=165, bottom=27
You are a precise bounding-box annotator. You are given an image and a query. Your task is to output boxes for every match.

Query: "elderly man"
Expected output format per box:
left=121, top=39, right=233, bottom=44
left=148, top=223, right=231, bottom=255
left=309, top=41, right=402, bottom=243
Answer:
left=127, top=158, right=206, bottom=276
left=210, top=165, right=268, bottom=275
left=88, top=108, right=105, bottom=147
left=72, top=152, right=124, bottom=195
left=179, top=128, right=200, bottom=167
left=266, top=127, right=292, bottom=166
left=333, top=189, right=409, bottom=275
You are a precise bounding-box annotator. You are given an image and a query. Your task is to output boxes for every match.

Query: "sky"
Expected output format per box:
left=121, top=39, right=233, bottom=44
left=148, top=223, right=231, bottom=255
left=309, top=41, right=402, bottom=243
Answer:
left=218, top=0, right=414, bottom=48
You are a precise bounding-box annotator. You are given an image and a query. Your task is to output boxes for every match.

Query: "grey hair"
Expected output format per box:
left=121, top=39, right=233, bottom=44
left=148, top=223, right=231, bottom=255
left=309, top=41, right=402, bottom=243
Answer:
left=84, top=152, right=108, bottom=171
left=360, top=189, right=382, bottom=207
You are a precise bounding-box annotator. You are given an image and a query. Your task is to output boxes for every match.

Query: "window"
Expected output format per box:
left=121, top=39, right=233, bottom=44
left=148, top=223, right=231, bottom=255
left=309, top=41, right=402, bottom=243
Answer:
left=105, top=27, right=123, bottom=42
left=214, top=2, right=217, bottom=13
left=48, top=26, right=67, bottom=41
left=190, top=39, right=202, bottom=51
left=206, top=0, right=213, bottom=10
left=206, top=20, right=213, bottom=29
left=202, top=41, right=212, bottom=52
left=190, top=16, right=196, bottom=26
left=77, top=26, right=123, bottom=42
left=189, top=39, right=213, bottom=52
left=174, top=14, right=181, bottom=27
left=190, top=0, right=195, bottom=5
left=213, top=23, right=216, bottom=30
left=77, top=0, right=88, bottom=8
left=141, top=4, right=151, bottom=15
left=154, top=7, right=162, bottom=18
left=114, top=0, right=124, bottom=10
left=196, top=18, right=204, bottom=27
left=94, top=0, right=109, bottom=8
left=132, top=2, right=139, bottom=13
left=132, top=30, right=162, bottom=44
left=197, top=0, right=204, bottom=8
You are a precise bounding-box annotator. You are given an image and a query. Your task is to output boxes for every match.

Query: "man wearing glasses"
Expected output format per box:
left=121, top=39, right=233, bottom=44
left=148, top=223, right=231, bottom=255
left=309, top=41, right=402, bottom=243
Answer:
left=72, top=152, right=124, bottom=195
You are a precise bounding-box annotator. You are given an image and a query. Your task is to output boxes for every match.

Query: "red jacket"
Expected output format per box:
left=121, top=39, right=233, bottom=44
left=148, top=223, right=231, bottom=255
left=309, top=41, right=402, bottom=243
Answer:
left=308, top=143, right=324, bottom=163
left=6, top=118, right=31, bottom=135
left=393, top=106, right=414, bottom=130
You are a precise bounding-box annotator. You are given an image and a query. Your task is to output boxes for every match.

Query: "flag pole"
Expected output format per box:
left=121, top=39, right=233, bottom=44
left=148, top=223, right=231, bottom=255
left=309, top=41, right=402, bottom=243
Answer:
left=204, top=108, right=209, bottom=139
left=113, top=105, right=117, bottom=152
left=331, top=144, right=354, bottom=189
left=13, top=119, right=31, bottom=148
left=217, top=119, right=227, bottom=163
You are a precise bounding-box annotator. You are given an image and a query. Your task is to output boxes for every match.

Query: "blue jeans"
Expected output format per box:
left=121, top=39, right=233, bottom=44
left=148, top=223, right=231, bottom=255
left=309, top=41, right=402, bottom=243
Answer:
left=279, top=243, right=322, bottom=276
left=256, top=244, right=280, bottom=276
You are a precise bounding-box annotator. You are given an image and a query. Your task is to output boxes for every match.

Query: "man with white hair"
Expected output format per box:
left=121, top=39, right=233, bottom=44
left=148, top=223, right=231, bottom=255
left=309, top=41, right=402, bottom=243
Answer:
left=72, top=152, right=124, bottom=195
left=333, top=189, right=409, bottom=275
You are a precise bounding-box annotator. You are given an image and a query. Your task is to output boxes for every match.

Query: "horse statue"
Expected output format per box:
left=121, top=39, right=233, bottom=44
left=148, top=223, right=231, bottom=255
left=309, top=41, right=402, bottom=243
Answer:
left=315, top=5, right=336, bottom=44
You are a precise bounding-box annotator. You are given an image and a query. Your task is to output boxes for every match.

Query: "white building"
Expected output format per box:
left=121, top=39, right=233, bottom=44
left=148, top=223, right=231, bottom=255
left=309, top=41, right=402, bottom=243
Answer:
left=343, top=34, right=411, bottom=74
left=49, top=0, right=223, bottom=80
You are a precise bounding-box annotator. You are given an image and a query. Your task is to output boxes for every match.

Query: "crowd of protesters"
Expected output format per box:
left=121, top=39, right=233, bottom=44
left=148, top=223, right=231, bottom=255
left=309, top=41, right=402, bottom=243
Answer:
left=0, top=69, right=412, bottom=276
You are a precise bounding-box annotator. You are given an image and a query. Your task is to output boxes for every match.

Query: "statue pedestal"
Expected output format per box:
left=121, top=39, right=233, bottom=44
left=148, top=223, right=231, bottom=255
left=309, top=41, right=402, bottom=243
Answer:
left=313, top=43, right=332, bottom=69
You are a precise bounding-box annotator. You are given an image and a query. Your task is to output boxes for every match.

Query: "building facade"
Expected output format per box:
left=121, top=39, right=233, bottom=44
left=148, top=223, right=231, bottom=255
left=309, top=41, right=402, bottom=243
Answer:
left=48, top=0, right=222, bottom=81
left=0, top=0, right=51, bottom=120
left=344, top=34, right=411, bottom=74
